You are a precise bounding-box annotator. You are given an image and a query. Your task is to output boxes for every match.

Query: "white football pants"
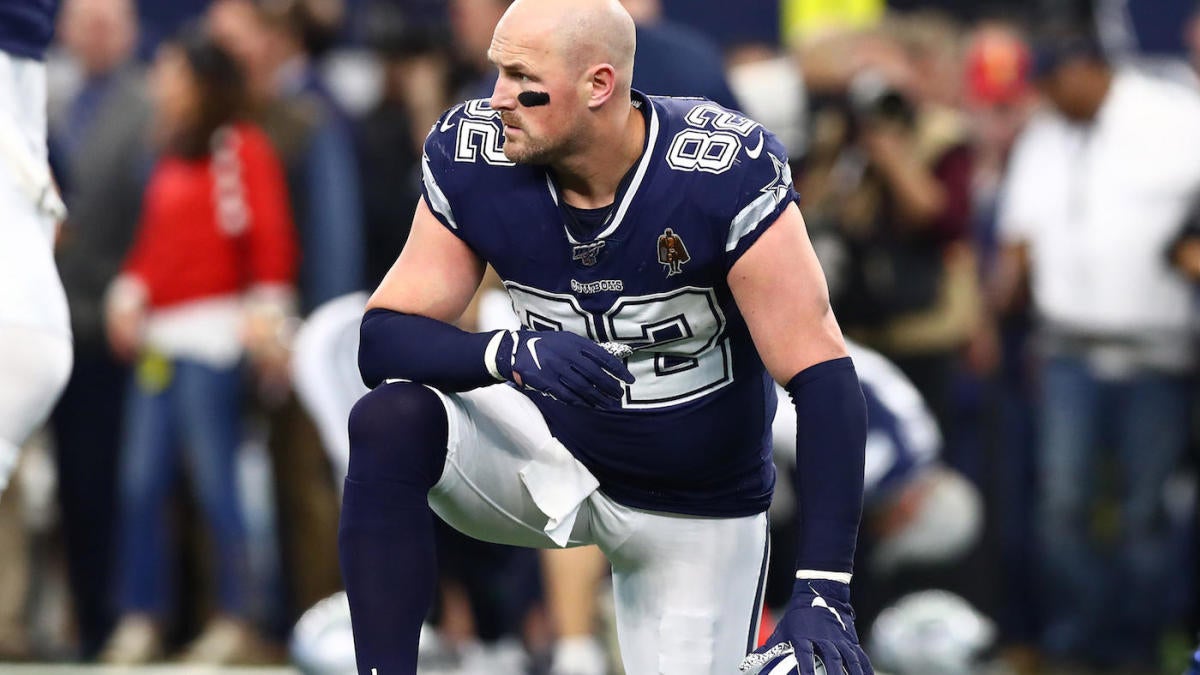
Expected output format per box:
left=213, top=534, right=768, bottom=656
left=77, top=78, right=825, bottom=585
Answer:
left=0, top=50, right=73, bottom=500
left=0, top=324, right=71, bottom=497
left=412, top=381, right=770, bottom=675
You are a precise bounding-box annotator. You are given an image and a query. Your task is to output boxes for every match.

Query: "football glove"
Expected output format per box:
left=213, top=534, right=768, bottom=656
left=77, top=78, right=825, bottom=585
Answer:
left=495, top=330, right=635, bottom=409
left=740, top=579, right=871, bottom=675
left=738, top=648, right=834, bottom=675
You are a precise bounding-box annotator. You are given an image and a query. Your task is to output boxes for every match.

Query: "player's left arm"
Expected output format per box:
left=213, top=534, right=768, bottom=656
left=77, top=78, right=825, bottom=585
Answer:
left=728, top=203, right=847, bottom=380
left=729, top=203, right=873, bottom=675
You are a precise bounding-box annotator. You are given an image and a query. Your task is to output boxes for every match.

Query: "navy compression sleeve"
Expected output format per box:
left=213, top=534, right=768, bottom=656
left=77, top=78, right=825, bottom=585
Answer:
left=358, top=308, right=505, bottom=391
left=785, top=356, right=867, bottom=574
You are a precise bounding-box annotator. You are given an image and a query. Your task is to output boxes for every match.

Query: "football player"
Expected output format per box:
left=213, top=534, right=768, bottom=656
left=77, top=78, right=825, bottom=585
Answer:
left=0, top=0, right=71, bottom=500
left=771, top=340, right=982, bottom=577
left=340, top=1, right=873, bottom=674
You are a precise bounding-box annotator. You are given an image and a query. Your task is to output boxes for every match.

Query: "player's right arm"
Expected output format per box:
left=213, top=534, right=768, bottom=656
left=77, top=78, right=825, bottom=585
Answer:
left=356, top=195, right=501, bottom=391
left=366, top=198, right=486, bottom=324
left=357, top=104, right=632, bottom=403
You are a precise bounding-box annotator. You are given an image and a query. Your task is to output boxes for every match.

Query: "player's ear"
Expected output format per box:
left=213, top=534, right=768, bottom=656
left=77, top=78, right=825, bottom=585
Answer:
left=584, top=63, right=616, bottom=109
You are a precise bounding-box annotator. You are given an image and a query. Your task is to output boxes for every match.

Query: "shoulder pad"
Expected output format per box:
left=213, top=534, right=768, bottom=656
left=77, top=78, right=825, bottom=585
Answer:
left=420, top=99, right=517, bottom=231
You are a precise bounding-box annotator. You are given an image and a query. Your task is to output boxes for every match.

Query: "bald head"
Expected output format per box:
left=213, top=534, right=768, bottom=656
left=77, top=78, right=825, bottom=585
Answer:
left=496, top=0, right=635, bottom=87
left=487, top=0, right=640, bottom=167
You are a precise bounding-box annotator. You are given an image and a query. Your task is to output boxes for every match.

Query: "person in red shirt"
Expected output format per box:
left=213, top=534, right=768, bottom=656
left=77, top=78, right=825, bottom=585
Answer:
left=100, top=27, right=297, bottom=665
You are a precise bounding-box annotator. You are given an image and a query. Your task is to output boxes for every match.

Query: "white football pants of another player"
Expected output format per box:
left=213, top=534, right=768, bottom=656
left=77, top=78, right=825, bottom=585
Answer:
left=0, top=51, right=72, bottom=500
left=0, top=324, right=71, bottom=498
left=290, top=291, right=371, bottom=488
left=413, top=380, right=770, bottom=675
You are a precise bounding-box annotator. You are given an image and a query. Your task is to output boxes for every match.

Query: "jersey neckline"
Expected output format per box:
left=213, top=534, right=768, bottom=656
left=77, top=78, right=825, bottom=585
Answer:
left=544, top=90, right=660, bottom=244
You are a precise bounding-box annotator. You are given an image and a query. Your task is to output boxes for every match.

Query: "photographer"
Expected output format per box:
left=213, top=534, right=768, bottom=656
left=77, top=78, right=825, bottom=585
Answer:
left=799, top=12, right=980, bottom=431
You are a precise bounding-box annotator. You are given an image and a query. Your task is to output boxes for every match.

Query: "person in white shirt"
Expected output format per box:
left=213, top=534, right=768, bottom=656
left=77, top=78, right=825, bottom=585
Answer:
left=995, top=30, right=1200, bottom=671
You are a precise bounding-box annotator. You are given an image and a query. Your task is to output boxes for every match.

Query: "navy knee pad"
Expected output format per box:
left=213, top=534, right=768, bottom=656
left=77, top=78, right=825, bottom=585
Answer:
left=347, top=382, right=449, bottom=490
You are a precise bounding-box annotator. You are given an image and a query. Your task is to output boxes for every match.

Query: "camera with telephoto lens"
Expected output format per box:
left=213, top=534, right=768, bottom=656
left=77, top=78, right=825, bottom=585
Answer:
left=847, top=69, right=916, bottom=130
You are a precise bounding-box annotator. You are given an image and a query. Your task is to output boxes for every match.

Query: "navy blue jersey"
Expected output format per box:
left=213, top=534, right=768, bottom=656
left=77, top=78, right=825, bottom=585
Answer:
left=420, top=92, right=800, bottom=517
left=0, top=0, right=58, bottom=61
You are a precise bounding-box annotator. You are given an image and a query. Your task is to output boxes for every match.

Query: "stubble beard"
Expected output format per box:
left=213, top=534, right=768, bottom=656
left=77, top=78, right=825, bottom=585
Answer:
left=505, top=130, right=574, bottom=165
left=501, top=116, right=580, bottom=166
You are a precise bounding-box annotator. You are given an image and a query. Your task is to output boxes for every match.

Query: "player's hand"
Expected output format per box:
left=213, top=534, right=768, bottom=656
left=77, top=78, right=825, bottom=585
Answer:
left=497, top=330, right=635, bottom=409
left=739, top=579, right=872, bottom=675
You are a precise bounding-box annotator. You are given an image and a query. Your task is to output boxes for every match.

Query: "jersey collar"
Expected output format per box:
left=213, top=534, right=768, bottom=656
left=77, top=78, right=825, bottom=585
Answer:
left=545, top=90, right=660, bottom=244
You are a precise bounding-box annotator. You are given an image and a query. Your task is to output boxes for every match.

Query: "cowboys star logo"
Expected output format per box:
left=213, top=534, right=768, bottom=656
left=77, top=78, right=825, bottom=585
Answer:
left=656, top=228, right=690, bottom=277
left=761, top=152, right=792, bottom=202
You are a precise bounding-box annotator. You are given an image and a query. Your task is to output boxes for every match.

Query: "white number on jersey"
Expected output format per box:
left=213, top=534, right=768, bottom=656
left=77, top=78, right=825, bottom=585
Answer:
left=684, top=103, right=759, bottom=136
left=665, top=102, right=760, bottom=174
left=506, top=283, right=732, bottom=409
left=453, top=100, right=514, bottom=166
left=506, top=284, right=598, bottom=339
left=604, top=287, right=732, bottom=408
left=665, top=129, right=740, bottom=174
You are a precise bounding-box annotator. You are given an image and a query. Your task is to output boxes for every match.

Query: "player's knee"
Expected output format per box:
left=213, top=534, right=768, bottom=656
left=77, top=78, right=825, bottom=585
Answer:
left=347, top=382, right=449, bottom=487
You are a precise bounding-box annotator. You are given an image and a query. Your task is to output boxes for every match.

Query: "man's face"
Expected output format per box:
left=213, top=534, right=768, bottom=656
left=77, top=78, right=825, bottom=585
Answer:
left=486, top=17, right=583, bottom=165
left=60, top=0, right=136, bottom=76
left=1038, top=60, right=1100, bottom=122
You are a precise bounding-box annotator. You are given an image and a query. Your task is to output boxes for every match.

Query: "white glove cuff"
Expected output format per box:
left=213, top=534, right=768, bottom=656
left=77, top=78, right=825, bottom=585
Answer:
left=795, top=569, right=852, bottom=584
left=484, top=330, right=508, bottom=382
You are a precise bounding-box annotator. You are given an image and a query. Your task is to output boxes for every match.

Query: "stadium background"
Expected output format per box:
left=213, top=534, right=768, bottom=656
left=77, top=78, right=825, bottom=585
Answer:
left=3, top=0, right=1200, bottom=673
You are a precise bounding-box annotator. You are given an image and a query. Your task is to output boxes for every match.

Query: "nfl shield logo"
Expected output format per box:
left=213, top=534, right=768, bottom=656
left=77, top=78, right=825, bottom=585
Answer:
left=572, top=240, right=606, bottom=266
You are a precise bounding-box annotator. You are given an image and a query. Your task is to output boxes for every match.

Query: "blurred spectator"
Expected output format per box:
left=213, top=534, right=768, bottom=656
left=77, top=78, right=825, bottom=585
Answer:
left=209, top=0, right=362, bottom=626
left=618, top=0, right=740, bottom=110
left=995, top=28, right=1200, bottom=670
left=99, top=27, right=297, bottom=665
left=259, top=0, right=351, bottom=116
left=447, top=0, right=514, bottom=100
left=964, top=22, right=1033, bottom=212
left=209, top=0, right=364, bottom=313
left=961, top=19, right=1043, bottom=663
left=801, top=14, right=981, bottom=436
left=357, top=2, right=455, bottom=287
left=46, top=0, right=152, bottom=659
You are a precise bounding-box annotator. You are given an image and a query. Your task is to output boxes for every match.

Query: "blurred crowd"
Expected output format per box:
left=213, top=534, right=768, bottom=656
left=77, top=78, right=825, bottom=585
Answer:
left=3, top=0, right=1200, bottom=673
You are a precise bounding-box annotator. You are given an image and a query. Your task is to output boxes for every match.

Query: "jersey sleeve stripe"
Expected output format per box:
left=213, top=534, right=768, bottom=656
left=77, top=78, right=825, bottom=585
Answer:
left=725, top=189, right=783, bottom=252
left=421, top=154, right=458, bottom=230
